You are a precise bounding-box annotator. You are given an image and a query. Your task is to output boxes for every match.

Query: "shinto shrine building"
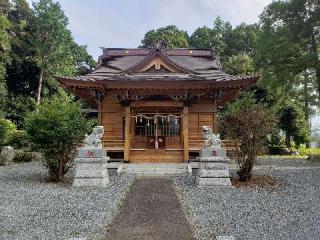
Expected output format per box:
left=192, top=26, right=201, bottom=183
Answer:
left=58, top=44, right=258, bottom=163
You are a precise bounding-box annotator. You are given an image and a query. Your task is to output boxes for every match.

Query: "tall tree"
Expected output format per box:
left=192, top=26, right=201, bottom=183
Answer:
left=223, top=53, right=254, bottom=75
left=0, top=4, right=11, bottom=113
left=189, top=26, right=214, bottom=49
left=259, top=0, right=320, bottom=99
left=4, top=0, right=37, bottom=127
left=189, top=18, right=259, bottom=65
left=32, top=0, right=75, bottom=105
left=140, top=25, right=189, bottom=48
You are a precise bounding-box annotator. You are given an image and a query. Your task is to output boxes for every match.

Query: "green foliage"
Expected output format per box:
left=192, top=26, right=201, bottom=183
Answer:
left=8, top=129, right=29, bottom=149
left=30, top=0, right=95, bottom=104
left=256, top=0, right=319, bottom=142
left=140, top=25, right=189, bottom=48
left=6, top=94, right=36, bottom=128
left=220, top=93, right=276, bottom=181
left=189, top=26, right=213, bottom=49
left=298, top=147, right=320, bottom=156
left=222, top=92, right=256, bottom=114
left=0, top=118, right=16, bottom=146
left=267, top=133, right=286, bottom=155
left=25, top=97, right=91, bottom=181
left=224, top=53, right=254, bottom=75
left=279, top=105, right=310, bottom=147
left=0, top=13, right=11, bottom=113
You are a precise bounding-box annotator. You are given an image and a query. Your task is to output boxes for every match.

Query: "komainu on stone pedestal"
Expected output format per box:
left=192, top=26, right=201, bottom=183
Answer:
left=197, top=126, right=232, bottom=186
left=73, top=126, right=110, bottom=187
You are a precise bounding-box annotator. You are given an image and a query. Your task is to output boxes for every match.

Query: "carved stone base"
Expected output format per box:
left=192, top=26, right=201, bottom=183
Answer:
left=72, top=148, right=109, bottom=187
left=197, top=147, right=232, bottom=187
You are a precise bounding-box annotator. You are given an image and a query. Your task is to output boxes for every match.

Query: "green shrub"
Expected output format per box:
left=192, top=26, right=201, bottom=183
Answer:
left=0, top=118, right=16, bottom=146
left=13, top=151, right=34, bottom=163
left=267, top=133, right=286, bottom=155
left=298, top=147, right=320, bottom=156
left=220, top=92, right=276, bottom=181
left=8, top=130, right=30, bottom=150
left=25, top=98, right=91, bottom=181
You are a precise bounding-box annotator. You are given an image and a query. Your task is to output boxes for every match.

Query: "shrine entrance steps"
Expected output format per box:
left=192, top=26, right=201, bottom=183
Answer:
left=117, top=163, right=192, bottom=177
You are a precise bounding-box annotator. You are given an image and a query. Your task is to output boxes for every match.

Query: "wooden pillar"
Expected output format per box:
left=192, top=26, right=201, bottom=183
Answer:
left=213, top=112, right=218, bottom=134
left=183, top=106, right=189, bottom=162
left=98, top=101, right=102, bottom=125
left=213, top=100, right=218, bottom=134
left=124, top=106, right=131, bottom=161
left=96, top=91, right=105, bottom=125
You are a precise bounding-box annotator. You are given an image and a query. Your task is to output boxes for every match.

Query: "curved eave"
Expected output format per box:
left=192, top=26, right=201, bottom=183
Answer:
left=57, top=75, right=259, bottom=90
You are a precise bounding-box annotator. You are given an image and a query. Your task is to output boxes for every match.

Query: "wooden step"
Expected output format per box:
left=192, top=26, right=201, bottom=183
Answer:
left=129, top=150, right=183, bottom=163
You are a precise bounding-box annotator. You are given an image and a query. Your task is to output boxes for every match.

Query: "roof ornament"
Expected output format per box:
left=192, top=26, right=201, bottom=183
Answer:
left=152, top=40, right=165, bottom=51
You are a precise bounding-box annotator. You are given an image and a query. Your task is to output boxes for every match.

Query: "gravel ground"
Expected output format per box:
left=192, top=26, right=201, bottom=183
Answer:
left=0, top=161, right=133, bottom=240
left=175, top=167, right=320, bottom=240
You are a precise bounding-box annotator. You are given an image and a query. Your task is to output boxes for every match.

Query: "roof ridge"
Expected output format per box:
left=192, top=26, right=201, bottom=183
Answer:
left=120, top=48, right=196, bottom=74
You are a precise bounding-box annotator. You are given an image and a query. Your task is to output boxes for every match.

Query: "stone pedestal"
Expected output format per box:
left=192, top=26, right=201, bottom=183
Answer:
left=73, top=147, right=109, bottom=187
left=197, top=147, right=232, bottom=186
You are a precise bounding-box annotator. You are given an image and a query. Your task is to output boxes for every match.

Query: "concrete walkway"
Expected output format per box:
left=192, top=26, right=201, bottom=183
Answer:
left=106, top=177, right=194, bottom=240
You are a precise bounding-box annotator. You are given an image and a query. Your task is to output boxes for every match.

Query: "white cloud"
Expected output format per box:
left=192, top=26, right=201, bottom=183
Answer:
left=26, top=0, right=272, bottom=59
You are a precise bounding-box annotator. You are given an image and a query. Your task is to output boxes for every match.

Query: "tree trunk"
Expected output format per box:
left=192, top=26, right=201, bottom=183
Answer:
left=58, top=158, right=64, bottom=182
left=285, top=132, right=291, bottom=148
left=36, top=68, right=44, bottom=105
left=303, top=74, right=311, bottom=148
left=309, top=22, right=320, bottom=101
left=237, top=157, right=254, bottom=181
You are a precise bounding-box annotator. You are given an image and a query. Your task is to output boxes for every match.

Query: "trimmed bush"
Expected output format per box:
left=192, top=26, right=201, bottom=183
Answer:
left=25, top=98, right=91, bottom=181
left=221, top=93, right=276, bottom=181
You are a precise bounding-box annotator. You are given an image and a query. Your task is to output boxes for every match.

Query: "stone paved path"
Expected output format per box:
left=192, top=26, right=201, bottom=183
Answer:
left=106, top=177, right=194, bottom=240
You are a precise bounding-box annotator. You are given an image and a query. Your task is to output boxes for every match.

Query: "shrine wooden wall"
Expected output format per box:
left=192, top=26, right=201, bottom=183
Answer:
left=100, top=96, right=217, bottom=160
left=188, top=101, right=217, bottom=150
left=100, top=95, right=125, bottom=149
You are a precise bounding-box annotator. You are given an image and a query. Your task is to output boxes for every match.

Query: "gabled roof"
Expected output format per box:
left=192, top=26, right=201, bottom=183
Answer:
left=57, top=45, right=259, bottom=88
left=96, top=46, right=222, bottom=75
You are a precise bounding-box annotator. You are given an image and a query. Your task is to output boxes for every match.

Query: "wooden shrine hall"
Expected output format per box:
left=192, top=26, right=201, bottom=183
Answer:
left=58, top=43, right=258, bottom=163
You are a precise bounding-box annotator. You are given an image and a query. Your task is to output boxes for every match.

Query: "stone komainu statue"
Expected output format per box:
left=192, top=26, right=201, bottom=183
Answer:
left=202, top=126, right=221, bottom=148
left=83, top=126, right=104, bottom=148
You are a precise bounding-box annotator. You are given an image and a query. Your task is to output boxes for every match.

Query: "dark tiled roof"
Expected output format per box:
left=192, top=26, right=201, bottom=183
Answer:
left=58, top=47, right=259, bottom=84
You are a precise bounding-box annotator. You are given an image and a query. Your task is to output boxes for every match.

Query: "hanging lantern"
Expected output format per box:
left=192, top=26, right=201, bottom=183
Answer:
left=135, top=116, right=138, bottom=123
left=161, top=116, right=164, bottom=123
left=140, top=116, right=143, bottom=123
left=175, top=117, right=178, bottom=125
left=147, top=119, right=150, bottom=126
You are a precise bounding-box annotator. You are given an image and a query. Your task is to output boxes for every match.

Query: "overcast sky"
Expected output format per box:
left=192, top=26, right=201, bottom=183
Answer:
left=27, top=0, right=272, bottom=60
